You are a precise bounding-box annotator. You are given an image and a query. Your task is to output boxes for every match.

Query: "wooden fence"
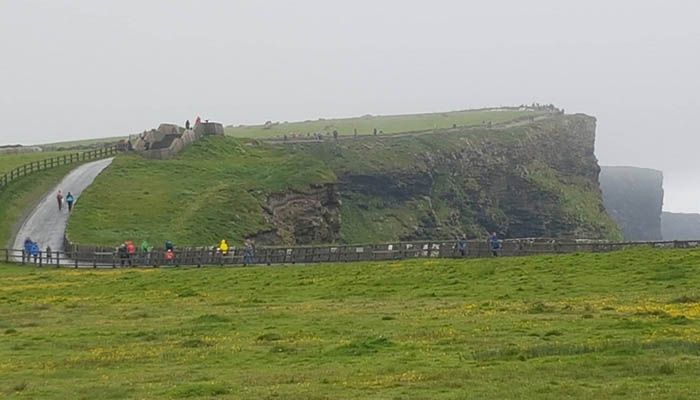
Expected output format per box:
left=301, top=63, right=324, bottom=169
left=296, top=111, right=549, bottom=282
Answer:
left=3, top=238, right=697, bottom=269
left=0, top=145, right=121, bottom=191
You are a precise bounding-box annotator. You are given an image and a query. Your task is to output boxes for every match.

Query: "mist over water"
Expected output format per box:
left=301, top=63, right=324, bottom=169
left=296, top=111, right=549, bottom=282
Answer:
left=1, top=0, right=698, bottom=211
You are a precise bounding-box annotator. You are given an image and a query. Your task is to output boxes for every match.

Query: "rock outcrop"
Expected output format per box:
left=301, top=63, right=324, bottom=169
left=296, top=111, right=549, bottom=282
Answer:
left=599, top=166, right=663, bottom=241
left=255, top=184, right=341, bottom=244
left=662, top=212, right=700, bottom=240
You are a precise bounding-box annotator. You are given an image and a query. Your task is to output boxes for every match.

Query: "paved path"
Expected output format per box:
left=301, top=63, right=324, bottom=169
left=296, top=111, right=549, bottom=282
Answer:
left=12, top=158, right=114, bottom=253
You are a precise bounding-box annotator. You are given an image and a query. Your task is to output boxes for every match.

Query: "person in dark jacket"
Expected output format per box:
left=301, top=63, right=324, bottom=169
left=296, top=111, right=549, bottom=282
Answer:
left=488, top=232, right=502, bottom=256
left=243, top=238, right=255, bottom=266
left=456, top=236, right=468, bottom=257
left=117, top=243, right=128, bottom=267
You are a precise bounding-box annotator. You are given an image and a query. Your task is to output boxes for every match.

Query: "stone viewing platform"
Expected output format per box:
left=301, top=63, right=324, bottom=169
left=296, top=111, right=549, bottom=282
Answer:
left=132, top=121, right=224, bottom=159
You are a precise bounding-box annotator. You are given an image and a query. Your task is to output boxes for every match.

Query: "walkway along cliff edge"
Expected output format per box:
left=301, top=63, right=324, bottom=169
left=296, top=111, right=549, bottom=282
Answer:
left=2, top=238, right=698, bottom=268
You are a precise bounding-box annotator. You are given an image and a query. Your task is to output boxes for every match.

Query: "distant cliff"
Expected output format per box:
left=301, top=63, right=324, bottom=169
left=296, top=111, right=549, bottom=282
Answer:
left=599, top=166, right=663, bottom=241
left=662, top=212, right=700, bottom=240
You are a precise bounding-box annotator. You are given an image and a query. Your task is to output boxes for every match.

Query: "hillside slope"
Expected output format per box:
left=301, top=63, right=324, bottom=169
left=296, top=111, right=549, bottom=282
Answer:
left=68, top=112, right=620, bottom=246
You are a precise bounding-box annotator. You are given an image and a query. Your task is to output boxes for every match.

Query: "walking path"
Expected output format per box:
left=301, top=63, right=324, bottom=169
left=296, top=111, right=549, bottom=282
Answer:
left=266, top=114, right=555, bottom=144
left=12, top=158, right=114, bottom=253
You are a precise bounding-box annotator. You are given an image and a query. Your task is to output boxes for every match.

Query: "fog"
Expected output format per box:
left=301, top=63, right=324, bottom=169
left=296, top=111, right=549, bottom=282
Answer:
left=1, top=0, right=698, bottom=211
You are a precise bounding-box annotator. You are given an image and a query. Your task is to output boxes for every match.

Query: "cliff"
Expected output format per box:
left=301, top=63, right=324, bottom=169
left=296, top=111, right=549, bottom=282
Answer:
left=662, top=212, right=700, bottom=240
left=599, top=166, right=663, bottom=241
left=69, top=112, right=621, bottom=246
left=294, top=114, right=620, bottom=242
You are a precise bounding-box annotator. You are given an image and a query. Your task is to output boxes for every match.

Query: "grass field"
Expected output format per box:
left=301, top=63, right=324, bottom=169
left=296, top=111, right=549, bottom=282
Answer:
left=39, top=136, right=126, bottom=151
left=1, top=248, right=700, bottom=399
left=225, top=109, right=543, bottom=139
left=0, top=151, right=73, bottom=176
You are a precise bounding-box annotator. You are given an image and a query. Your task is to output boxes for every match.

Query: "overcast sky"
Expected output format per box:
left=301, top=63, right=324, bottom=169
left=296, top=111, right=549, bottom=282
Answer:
left=1, top=0, right=698, bottom=212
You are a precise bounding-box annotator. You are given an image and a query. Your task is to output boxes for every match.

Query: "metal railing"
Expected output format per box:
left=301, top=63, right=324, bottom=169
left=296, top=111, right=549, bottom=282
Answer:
left=4, top=239, right=698, bottom=269
left=0, top=145, right=122, bottom=191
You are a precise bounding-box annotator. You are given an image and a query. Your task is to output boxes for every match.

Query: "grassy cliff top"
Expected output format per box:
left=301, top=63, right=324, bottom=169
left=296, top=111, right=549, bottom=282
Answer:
left=225, top=108, right=546, bottom=139
left=1, top=247, right=700, bottom=398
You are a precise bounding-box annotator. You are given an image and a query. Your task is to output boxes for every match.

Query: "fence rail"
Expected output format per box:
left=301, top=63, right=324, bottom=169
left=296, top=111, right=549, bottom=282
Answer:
left=0, top=145, right=122, bottom=191
left=5, top=239, right=699, bottom=269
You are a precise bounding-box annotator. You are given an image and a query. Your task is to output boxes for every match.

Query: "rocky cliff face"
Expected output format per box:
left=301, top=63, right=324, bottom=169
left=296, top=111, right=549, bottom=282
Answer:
left=256, top=184, right=341, bottom=244
left=289, top=114, right=620, bottom=243
left=599, top=166, right=663, bottom=241
left=662, top=212, right=700, bottom=240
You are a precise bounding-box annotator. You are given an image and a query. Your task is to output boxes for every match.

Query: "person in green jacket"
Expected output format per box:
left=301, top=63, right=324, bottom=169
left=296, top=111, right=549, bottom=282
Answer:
left=141, top=240, right=151, bottom=264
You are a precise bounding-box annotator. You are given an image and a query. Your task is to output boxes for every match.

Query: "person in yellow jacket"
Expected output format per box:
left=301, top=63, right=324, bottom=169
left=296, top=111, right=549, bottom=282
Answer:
left=219, top=239, right=229, bottom=256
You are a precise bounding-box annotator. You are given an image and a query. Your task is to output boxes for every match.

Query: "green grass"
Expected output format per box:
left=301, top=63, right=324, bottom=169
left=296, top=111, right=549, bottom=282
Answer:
left=0, top=151, right=73, bottom=176
left=0, top=165, right=75, bottom=247
left=226, top=108, right=542, bottom=139
left=40, top=136, right=126, bottom=151
left=1, top=248, right=700, bottom=398
left=67, top=136, right=335, bottom=247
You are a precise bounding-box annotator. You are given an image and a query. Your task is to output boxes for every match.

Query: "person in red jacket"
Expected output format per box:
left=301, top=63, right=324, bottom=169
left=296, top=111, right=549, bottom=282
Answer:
left=126, top=240, right=136, bottom=266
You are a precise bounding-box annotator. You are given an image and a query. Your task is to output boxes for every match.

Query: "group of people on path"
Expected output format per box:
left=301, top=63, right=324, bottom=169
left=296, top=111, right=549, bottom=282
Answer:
left=112, top=237, right=255, bottom=266
left=22, top=238, right=52, bottom=263
left=215, top=238, right=255, bottom=265
left=454, top=232, right=503, bottom=257
left=56, top=190, right=75, bottom=212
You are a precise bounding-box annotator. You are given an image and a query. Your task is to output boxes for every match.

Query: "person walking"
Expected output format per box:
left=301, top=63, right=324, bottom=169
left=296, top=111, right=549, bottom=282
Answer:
left=488, top=232, right=502, bottom=256
left=140, top=239, right=151, bottom=264
left=56, top=190, right=63, bottom=211
left=117, top=243, right=128, bottom=267
left=23, top=238, right=33, bottom=263
left=126, top=240, right=136, bottom=266
left=165, top=248, right=175, bottom=265
left=46, top=245, right=52, bottom=264
left=219, top=239, right=229, bottom=256
left=243, top=238, right=255, bottom=266
left=456, top=236, right=468, bottom=257
left=66, top=192, right=75, bottom=212
left=185, top=120, right=191, bottom=130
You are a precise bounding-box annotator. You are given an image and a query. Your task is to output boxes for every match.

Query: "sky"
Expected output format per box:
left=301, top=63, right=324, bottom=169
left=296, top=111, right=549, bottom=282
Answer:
left=1, top=0, right=699, bottom=212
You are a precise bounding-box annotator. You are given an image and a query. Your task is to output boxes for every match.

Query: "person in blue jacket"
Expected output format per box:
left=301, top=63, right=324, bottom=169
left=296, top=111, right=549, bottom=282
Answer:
left=488, top=232, right=502, bottom=256
left=66, top=192, right=75, bottom=212
left=24, top=238, right=39, bottom=263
